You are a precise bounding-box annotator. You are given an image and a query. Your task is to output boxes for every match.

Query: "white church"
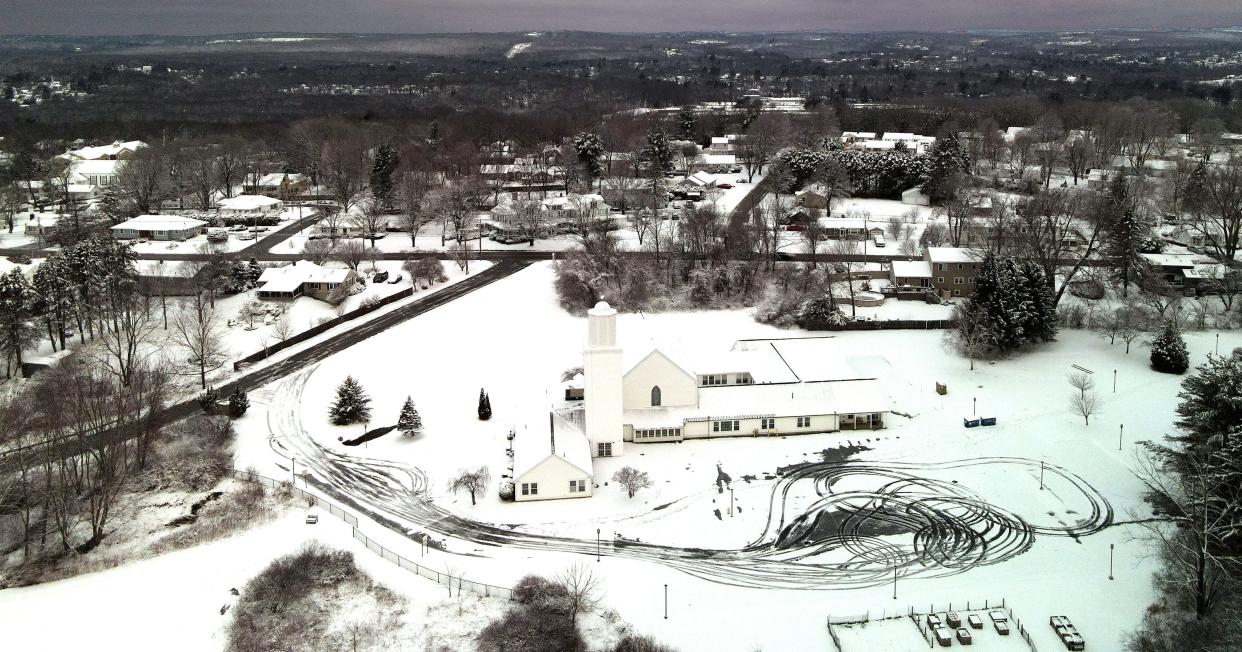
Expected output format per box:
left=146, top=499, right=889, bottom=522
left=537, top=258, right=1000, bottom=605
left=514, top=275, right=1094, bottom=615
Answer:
left=511, top=302, right=890, bottom=502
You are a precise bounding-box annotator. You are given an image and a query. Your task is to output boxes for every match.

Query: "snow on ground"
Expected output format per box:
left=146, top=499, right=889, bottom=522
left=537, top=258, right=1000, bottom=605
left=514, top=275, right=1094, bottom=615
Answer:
left=221, top=261, right=1242, bottom=651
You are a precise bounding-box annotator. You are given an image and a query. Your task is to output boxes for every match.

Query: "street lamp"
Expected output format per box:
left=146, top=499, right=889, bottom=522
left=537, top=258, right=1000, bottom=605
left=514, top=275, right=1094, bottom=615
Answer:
left=1119, top=424, right=1124, bottom=451
left=596, top=528, right=601, bottom=562
left=1109, top=543, right=1115, bottom=580
left=729, top=487, right=734, bottom=517
left=291, top=457, right=297, bottom=485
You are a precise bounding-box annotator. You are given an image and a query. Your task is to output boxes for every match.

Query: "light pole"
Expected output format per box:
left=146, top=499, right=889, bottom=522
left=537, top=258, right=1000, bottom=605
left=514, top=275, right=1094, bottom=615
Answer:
left=291, top=457, right=296, bottom=485
left=1119, top=424, right=1124, bottom=451
left=664, top=584, right=668, bottom=619
left=596, top=528, right=601, bottom=562
left=1112, top=369, right=1117, bottom=394
left=1109, top=543, right=1115, bottom=580
left=729, top=487, right=734, bottom=517
left=1216, top=333, right=1220, bottom=355
left=892, top=566, right=898, bottom=599
left=1039, top=461, right=1045, bottom=491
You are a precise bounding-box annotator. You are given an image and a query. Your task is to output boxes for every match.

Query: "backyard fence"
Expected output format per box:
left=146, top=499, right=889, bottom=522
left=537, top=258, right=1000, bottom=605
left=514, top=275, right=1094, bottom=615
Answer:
left=799, top=318, right=956, bottom=331
left=229, top=468, right=514, bottom=601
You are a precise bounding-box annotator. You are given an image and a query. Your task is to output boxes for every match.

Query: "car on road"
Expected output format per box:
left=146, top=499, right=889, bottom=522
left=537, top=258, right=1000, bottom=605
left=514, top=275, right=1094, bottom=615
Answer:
left=716, top=183, right=734, bottom=190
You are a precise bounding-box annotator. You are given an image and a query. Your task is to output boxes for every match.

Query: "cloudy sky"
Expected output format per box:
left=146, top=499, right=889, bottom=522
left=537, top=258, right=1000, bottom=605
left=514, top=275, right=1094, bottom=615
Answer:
left=3, top=0, right=1240, bottom=35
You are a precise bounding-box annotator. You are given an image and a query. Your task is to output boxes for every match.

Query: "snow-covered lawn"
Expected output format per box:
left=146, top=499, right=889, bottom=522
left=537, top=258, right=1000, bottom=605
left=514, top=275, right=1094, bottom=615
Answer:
left=223, top=261, right=1241, bottom=651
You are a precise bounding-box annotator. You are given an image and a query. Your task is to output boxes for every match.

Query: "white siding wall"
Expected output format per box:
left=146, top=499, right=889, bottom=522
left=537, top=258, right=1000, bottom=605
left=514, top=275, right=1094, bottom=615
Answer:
left=623, top=352, right=697, bottom=410
left=514, top=456, right=593, bottom=502
left=682, top=413, right=842, bottom=439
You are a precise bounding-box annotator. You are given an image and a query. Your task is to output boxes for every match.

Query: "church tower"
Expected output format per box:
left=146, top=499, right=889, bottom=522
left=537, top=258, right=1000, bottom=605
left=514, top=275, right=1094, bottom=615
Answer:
left=583, top=302, right=624, bottom=457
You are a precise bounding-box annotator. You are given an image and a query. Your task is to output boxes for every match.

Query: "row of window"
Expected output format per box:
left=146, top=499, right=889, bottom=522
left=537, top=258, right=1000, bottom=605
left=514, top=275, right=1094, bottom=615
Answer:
left=520, top=480, right=589, bottom=496
left=698, top=373, right=754, bottom=387
left=935, top=262, right=975, bottom=271
left=635, top=427, right=682, bottom=439
left=713, top=416, right=815, bottom=432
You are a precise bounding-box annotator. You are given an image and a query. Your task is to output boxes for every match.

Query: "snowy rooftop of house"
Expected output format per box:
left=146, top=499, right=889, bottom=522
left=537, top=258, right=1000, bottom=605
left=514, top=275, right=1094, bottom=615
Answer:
left=699, top=153, right=736, bottom=165
left=624, top=344, right=801, bottom=385
left=542, top=194, right=606, bottom=210
left=69, top=159, right=122, bottom=175
left=62, top=140, right=147, bottom=160
left=682, top=171, right=715, bottom=187
left=257, top=172, right=307, bottom=186
left=623, top=379, right=890, bottom=430
left=1140, top=253, right=1197, bottom=268
left=816, top=217, right=885, bottom=230
left=219, top=195, right=282, bottom=211
left=926, top=247, right=979, bottom=264
left=882, top=132, right=917, bottom=141
left=257, top=260, right=350, bottom=293
left=861, top=140, right=896, bottom=150
left=514, top=413, right=593, bottom=478
left=111, top=214, right=207, bottom=231
left=841, top=131, right=876, bottom=139
left=710, top=137, right=730, bottom=145
left=892, top=260, right=933, bottom=278
left=798, top=184, right=828, bottom=196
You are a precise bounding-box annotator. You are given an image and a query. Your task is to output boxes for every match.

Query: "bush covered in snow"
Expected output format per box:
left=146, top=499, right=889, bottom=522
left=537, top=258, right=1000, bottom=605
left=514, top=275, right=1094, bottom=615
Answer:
left=1149, top=320, right=1189, bottom=374
left=227, top=542, right=405, bottom=652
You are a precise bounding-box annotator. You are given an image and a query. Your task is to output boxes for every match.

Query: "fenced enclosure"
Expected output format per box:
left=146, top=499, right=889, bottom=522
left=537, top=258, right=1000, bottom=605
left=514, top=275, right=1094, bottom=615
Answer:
left=230, top=468, right=513, bottom=601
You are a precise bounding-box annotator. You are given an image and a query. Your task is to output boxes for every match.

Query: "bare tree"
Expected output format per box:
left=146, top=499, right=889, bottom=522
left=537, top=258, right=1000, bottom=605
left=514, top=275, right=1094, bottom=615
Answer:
left=397, top=173, right=432, bottom=247
left=1012, top=189, right=1104, bottom=305
left=829, top=239, right=862, bottom=317
left=946, top=303, right=996, bottom=370
left=350, top=194, right=389, bottom=248
left=272, top=316, right=293, bottom=341
left=556, top=563, right=602, bottom=627
left=448, top=467, right=491, bottom=505
left=332, top=240, right=368, bottom=271
left=1070, top=389, right=1101, bottom=425
left=303, top=238, right=333, bottom=264
left=1190, top=155, right=1242, bottom=263
left=172, top=291, right=228, bottom=389
left=611, top=466, right=652, bottom=499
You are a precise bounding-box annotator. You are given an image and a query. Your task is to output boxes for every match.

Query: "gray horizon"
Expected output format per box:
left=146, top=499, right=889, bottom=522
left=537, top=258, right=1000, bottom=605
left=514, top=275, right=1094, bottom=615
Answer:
left=2, top=0, right=1241, bottom=37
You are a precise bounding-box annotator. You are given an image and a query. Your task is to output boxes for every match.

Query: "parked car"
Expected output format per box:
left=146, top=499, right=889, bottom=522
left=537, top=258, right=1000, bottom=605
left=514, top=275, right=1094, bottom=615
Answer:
left=373, top=271, right=389, bottom=283
left=387, top=273, right=402, bottom=284
left=716, top=183, right=734, bottom=190
left=873, top=234, right=886, bottom=248
left=236, top=232, right=256, bottom=241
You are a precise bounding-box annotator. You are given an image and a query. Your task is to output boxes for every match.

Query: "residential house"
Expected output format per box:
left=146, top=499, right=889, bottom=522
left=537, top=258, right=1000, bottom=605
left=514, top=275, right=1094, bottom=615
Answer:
left=796, top=184, right=832, bottom=211
left=901, top=187, right=930, bottom=206
left=1139, top=253, right=1206, bottom=295
left=890, top=259, right=933, bottom=288
left=111, top=214, right=207, bottom=241
left=512, top=415, right=594, bottom=502
left=255, top=260, right=356, bottom=301
left=926, top=247, right=981, bottom=299
left=218, top=195, right=284, bottom=216
left=58, top=140, right=147, bottom=162
left=244, top=173, right=310, bottom=199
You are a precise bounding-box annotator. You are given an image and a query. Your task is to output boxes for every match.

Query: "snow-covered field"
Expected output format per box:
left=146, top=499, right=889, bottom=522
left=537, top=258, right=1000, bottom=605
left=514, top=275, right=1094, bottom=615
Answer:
left=6, top=261, right=1237, bottom=651
left=221, top=262, right=1239, bottom=651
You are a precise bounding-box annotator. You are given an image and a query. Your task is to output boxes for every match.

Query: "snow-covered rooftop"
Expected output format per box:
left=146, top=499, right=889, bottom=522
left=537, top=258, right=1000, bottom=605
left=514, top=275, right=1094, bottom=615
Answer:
left=111, top=214, right=207, bottom=231
left=514, top=412, right=593, bottom=478
left=624, top=379, right=890, bottom=430
left=219, top=195, right=282, bottom=211
left=926, top=247, right=980, bottom=264
left=62, top=140, right=147, bottom=161
left=892, top=260, right=933, bottom=278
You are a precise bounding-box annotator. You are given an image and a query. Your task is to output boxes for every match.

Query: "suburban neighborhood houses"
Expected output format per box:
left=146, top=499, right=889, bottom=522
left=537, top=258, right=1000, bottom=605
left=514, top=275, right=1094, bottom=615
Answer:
left=1, top=24, right=1242, bottom=652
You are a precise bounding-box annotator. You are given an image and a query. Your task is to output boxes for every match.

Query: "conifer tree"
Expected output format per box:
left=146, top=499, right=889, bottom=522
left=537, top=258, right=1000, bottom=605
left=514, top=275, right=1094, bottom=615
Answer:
left=330, top=376, right=373, bottom=425
left=1101, top=173, right=1151, bottom=297
left=369, top=143, right=398, bottom=209
left=229, top=387, right=249, bottom=418
left=922, top=131, right=972, bottom=202
left=397, top=396, right=423, bottom=435
left=477, top=388, right=492, bottom=421
left=1173, top=354, right=1242, bottom=449
left=0, top=267, right=41, bottom=371
left=1018, top=261, right=1058, bottom=343
left=1150, top=319, right=1190, bottom=375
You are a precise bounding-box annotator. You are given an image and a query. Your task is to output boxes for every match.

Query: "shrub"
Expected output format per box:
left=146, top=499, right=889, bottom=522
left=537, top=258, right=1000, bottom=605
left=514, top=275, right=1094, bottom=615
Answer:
left=476, top=603, right=582, bottom=652
left=615, top=634, right=679, bottom=652
left=498, top=480, right=515, bottom=501
left=1150, top=320, right=1190, bottom=374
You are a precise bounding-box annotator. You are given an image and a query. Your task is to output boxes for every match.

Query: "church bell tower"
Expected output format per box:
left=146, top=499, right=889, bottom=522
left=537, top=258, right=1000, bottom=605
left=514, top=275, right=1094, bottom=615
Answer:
left=583, top=302, right=623, bottom=457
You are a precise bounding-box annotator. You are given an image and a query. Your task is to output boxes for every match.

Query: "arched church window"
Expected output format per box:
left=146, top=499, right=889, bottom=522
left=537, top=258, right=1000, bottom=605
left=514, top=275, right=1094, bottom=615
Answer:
left=651, top=385, right=662, bottom=407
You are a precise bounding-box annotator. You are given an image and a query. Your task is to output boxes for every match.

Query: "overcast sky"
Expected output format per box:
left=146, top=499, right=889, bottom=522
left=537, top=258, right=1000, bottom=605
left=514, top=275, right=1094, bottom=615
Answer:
left=3, top=0, right=1241, bottom=35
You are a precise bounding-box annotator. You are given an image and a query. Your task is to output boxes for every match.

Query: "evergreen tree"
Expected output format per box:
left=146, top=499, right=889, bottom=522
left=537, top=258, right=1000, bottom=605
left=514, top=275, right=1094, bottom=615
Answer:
left=477, top=388, right=492, bottom=421
left=330, top=376, right=373, bottom=425
left=1018, top=261, right=1058, bottom=343
left=1101, top=173, right=1151, bottom=297
left=397, top=396, right=423, bottom=435
left=229, top=388, right=249, bottom=418
left=369, top=143, right=398, bottom=209
left=572, top=132, right=605, bottom=191
left=922, top=131, right=972, bottom=202
left=246, top=258, right=264, bottom=286
left=1173, top=354, right=1242, bottom=449
left=677, top=106, right=697, bottom=138
left=0, top=268, right=40, bottom=372
left=1150, top=319, right=1190, bottom=375
left=642, top=128, right=675, bottom=178
left=199, top=387, right=220, bottom=411
left=32, top=254, right=78, bottom=351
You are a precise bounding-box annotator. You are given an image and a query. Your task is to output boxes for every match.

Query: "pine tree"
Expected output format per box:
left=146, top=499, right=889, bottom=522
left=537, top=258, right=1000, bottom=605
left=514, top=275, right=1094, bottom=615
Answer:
left=573, top=132, right=605, bottom=190
left=677, top=106, right=696, bottom=139
left=1018, top=261, right=1058, bottom=344
left=1150, top=319, right=1190, bottom=375
left=397, top=396, right=423, bottom=435
left=369, top=143, right=398, bottom=209
left=922, top=131, right=972, bottom=202
left=246, top=258, right=264, bottom=286
left=0, top=268, right=41, bottom=371
left=642, top=128, right=675, bottom=178
left=1173, top=354, right=1242, bottom=449
left=330, top=376, right=373, bottom=425
left=199, top=387, right=220, bottom=411
left=1101, top=173, right=1151, bottom=297
left=229, top=388, right=249, bottom=418
left=477, top=388, right=492, bottom=421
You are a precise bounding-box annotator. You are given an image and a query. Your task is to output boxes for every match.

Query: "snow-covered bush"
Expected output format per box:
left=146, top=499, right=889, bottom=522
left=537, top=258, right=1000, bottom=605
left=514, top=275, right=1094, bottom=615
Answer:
left=1150, top=320, right=1189, bottom=374
left=498, top=481, right=515, bottom=501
